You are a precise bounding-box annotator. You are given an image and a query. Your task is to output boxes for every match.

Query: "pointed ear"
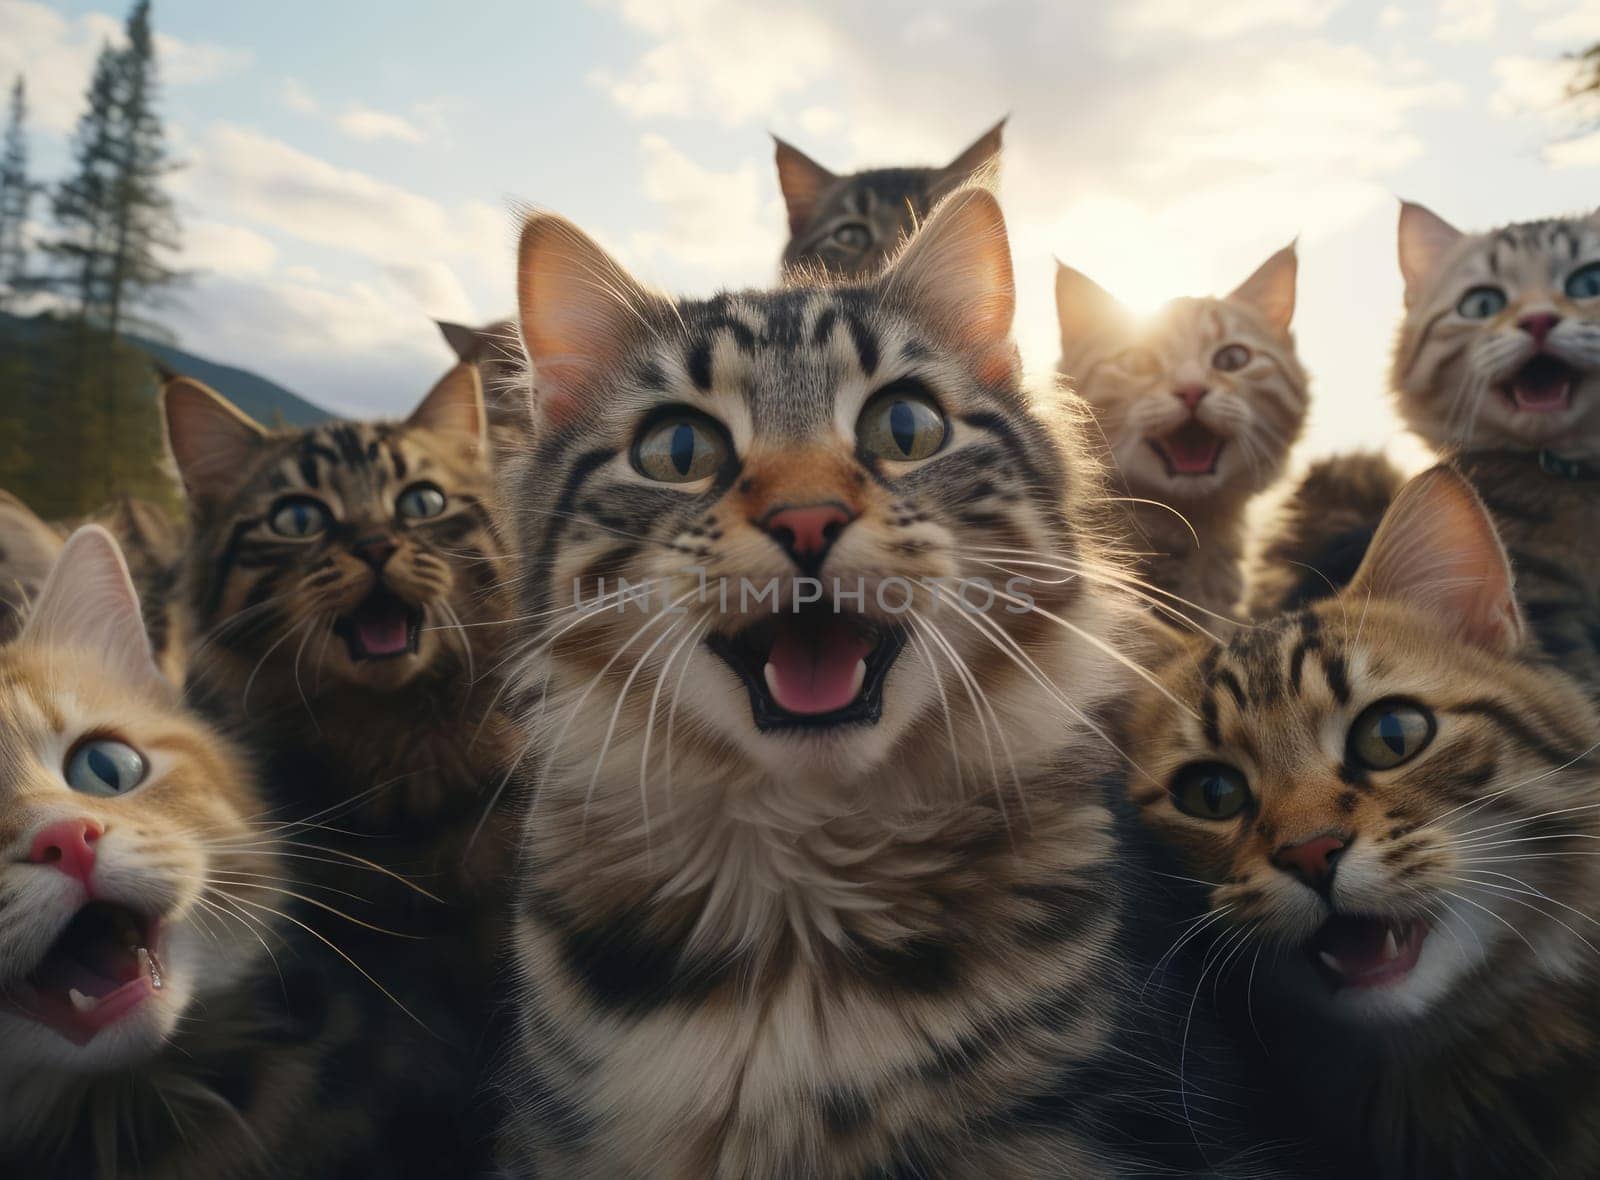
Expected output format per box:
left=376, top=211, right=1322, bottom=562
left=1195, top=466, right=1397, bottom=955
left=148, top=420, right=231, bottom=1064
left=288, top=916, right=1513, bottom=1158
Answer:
left=773, top=136, right=837, bottom=237
left=1227, top=241, right=1298, bottom=333
left=881, top=186, right=1015, bottom=362
left=1398, top=201, right=1464, bottom=306
left=0, top=490, right=64, bottom=581
left=161, top=377, right=268, bottom=501
left=943, top=117, right=1006, bottom=180
left=436, top=319, right=482, bottom=362
left=406, top=362, right=486, bottom=458
left=1348, top=466, right=1523, bottom=655
left=1055, top=262, right=1131, bottom=359
left=516, top=211, right=661, bottom=426
left=20, top=526, right=166, bottom=693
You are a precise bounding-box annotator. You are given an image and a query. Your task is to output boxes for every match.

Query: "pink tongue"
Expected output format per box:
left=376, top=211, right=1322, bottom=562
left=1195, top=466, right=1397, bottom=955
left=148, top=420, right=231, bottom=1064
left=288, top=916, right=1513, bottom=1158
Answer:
left=764, top=619, right=874, bottom=716
left=1513, top=374, right=1572, bottom=411
left=355, top=612, right=410, bottom=656
left=1161, top=422, right=1222, bottom=474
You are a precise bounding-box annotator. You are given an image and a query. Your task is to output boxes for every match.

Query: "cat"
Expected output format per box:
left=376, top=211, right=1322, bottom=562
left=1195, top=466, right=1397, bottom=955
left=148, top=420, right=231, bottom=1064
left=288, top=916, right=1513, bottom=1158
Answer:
left=436, top=316, right=530, bottom=463
left=494, top=188, right=1292, bottom=1178
left=1056, top=244, right=1307, bottom=625
left=1129, top=465, right=1600, bottom=1178
left=774, top=118, right=1004, bottom=278
left=1254, top=205, right=1600, bottom=700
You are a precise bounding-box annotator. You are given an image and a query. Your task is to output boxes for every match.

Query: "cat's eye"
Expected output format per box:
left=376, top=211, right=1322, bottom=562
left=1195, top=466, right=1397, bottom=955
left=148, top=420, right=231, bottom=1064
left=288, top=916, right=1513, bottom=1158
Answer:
left=1457, top=286, right=1507, bottom=320
left=1347, top=699, right=1436, bottom=770
left=1117, top=347, right=1161, bottom=378
left=396, top=483, right=447, bottom=520
left=633, top=412, right=732, bottom=483
left=1169, top=763, right=1251, bottom=821
left=856, top=383, right=949, bottom=462
left=268, top=498, right=330, bottom=539
left=64, top=739, right=147, bottom=797
left=830, top=223, right=870, bottom=251
left=1564, top=262, right=1600, bottom=300
left=1212, top=343, right=1251, bottom=372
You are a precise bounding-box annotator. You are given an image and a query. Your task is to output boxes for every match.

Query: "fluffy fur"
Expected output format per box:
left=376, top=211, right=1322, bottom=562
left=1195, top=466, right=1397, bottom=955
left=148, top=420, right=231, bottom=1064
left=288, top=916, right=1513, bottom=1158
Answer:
left=495, top=190, right=1289, bottom=1178
left=1129, top=467, right=1600, bottom=1177
left=437, top=316, right=532, bottom=463
left=775, top=119, right=1004, bottom=279
left=1056, top=246, right=1308, bottom=624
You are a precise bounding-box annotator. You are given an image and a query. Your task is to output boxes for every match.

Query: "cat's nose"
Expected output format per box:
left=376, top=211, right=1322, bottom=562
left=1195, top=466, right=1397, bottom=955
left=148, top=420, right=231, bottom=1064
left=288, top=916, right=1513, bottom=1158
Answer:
left=1272, top=833, right=1347, bottom=894
left=28, top=819, right=103, bottom=888
left=1517, top=312, right=1561, bottom=345
left=352, top=533, right=398, bottom=569
left=759, top=502, right=855, bottom=575
left=1172, top=384, right=1209, bottom=411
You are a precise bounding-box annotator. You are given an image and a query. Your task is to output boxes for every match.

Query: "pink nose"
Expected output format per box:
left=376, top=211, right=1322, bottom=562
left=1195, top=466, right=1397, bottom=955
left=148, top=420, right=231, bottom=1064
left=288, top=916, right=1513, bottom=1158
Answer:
left=1272, top=834, right=1346, bottom=891
left=1518, top=312, right=1561, bottom=345
left=29, top=819, right=103, bottom=888
left=1172, top=384, right=1209, bottom=411
left=760, top=502, right=855, bottom=573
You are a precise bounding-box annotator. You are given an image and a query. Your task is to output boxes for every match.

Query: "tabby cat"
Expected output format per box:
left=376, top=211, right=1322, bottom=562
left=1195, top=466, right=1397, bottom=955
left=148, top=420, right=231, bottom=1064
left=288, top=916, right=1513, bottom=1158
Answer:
left=495, top=189, right=1286, bottom=1178
left=1130, top=466, right=1600, bottom=1178
left=436, top=316, right=531, bottom=462
left=1056, top=245, right=1307, bottom=624
left=775, top=118, right=1004, bottom=278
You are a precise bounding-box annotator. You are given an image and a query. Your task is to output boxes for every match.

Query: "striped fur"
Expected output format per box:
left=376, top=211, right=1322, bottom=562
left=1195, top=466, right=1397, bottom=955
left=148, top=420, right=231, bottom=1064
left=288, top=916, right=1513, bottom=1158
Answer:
left=775, top=120, right=1004, bottom=279
left=1129, top=468, right=1600, bottom=1178
left=1056, top=247, right=1308, bottom=624
left=497, top=191, right=1286, bottom=1178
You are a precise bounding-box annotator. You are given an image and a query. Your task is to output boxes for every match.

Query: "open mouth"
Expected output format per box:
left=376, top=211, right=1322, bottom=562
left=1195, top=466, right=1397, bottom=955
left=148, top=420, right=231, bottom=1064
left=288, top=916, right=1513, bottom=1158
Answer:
left=708, top=606, right=905, bottom=730
left=1306, top=914, right=1428, bottom=991
left=1148, top=420, right=1224, bottom=476
left=333, top=590, right=421, bottom=661
left=1499, top=355, right=1579, bottom=414
left=5, top=902, right=165, bottom=1045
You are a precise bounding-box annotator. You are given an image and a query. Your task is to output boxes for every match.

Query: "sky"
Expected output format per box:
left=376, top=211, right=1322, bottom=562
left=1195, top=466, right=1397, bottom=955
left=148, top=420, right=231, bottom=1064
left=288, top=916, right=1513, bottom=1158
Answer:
left=4, top=0, right=1600, bottom=471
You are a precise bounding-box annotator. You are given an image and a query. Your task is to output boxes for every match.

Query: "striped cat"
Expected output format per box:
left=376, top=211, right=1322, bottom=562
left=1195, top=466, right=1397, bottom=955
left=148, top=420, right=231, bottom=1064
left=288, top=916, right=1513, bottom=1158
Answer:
left=1056, top=245, right=1307, bottom=624
left=495, top=189, right=1287, bottom=1178
left=436, top=316, right=531, bottom=463
left=1130, top=466, right=1600, bottom=1178
left=774, top=119, right=1004, bottom=278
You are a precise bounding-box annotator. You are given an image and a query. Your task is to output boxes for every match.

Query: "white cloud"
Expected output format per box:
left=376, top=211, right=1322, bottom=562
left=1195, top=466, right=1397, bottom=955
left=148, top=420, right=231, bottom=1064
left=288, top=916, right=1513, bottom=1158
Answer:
left=1546, top=127, right=1600, bottom=165
left=1379, top=5, right=1408, bottom=27
left=282, top=78, right=318, bottom=114
left=1491, top=54, right=1578, bottom=116
left=1436, top=0, right=1498, bottom=41
left=1522, top=0, right=1600, bottom=41
left=336, top=105, right=427, bottom=144
left=626, top=133, right=776, bottom=284
left=1113, top=0, right=1340, bottom=40
left=0, top=1, right=246, bottom=133
left=177, top=220, right=279, bottom=278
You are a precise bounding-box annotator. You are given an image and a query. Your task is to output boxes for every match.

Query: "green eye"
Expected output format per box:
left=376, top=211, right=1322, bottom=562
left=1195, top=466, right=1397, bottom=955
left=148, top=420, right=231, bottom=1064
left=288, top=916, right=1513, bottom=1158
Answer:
left=1212, top=343, right=1251, bottom=372
left=856, top=383, right=948, bottom=461
left=1565, top=262, right=1600, bottom=300
left=269, top=498, right=329, bottom=539
left=1457, top=286, right=1507, bottom=320
left=397, top=483, right=447, bottom=519
left=633, top=412, right=731, bottom=483
left=1170, top=763, right=1251, bottom=820
left=1348, top=699, right=1435, bottom=770
left=64, top=739, right=147, bottom=797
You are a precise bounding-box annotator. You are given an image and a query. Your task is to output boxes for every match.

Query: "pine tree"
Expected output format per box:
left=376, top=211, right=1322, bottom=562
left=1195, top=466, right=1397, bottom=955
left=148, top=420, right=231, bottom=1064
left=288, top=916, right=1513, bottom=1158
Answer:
left=0, top=75, right=32, bottom=307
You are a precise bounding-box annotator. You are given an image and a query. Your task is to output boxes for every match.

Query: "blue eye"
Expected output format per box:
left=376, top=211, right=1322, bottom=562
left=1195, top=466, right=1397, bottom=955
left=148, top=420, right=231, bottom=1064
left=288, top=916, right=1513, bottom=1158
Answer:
left=269, top=498, right=329, bottom=538
left=1565, top=262, right=1600, bottom=300
left=64, top=739, right=147, bottom=797
left=1457, top=286, right=1507, bottom=320
left=397, top=483, right=447, bottom=519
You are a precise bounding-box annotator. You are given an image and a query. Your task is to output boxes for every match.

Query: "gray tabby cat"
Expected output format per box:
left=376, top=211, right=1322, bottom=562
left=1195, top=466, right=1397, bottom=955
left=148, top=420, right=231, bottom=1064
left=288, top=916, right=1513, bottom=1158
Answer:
left=774, top=118, right=1004, bottom=278
left=494, top=188, right=1290, bottom=1178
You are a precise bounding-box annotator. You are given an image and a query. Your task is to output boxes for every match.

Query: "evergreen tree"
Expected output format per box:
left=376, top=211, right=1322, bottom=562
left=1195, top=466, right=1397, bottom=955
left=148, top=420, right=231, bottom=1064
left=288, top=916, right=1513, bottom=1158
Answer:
left=0, top=75, right=32, bottom=307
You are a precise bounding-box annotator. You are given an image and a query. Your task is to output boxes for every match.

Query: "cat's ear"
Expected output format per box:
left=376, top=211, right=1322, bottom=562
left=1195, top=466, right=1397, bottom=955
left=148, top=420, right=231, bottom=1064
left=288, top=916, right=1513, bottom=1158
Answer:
left=881, top=186, right=1014, bottom=362
left=1348, top=465, right=1523, bottom=655
left=0, top=490, right=64, bottom=582
left=1397, top=201, right=1464, bottom=305
left=436, top=319, right=482, bottom=362
left=161, top=377, right=268, bottom=501
left=516, top=211, right=662, bottom=425
left=772, top=136, right=837, bottom=238
left=1227, top=241, right=1297, bottom=333
left=942, top=117, right=1006, bottom=182
left=1055, top=262, right=1130, bottom=358
left=21, top=526, right=166, bottom=693
left=406, top=361, right=486, bottom=458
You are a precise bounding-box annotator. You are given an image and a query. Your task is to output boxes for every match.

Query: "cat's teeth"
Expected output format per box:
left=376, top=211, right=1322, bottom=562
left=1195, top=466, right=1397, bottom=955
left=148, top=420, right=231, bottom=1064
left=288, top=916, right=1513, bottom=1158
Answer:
left=763, top=663, right=780, bottom=700
left=68, top=988, right=98, bottom=1014
left=849, top=659, right=866, bottom=700
left=1382, top=928, right=1401, bottom=962
left=1317, top=951, right=1342, bottom=973
left=137, top=947, right=154, bottom=982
